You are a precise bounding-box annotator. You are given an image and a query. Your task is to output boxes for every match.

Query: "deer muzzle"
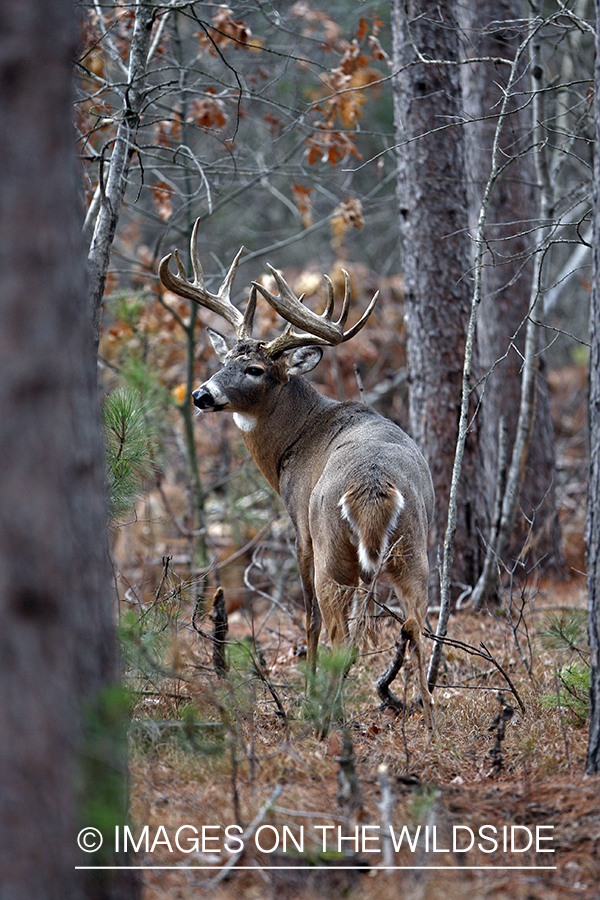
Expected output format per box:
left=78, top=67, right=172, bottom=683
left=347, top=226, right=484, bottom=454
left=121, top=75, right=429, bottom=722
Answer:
left=192, top=388, right=215, bottom=409
left=192, top=378, right=229, bottom=411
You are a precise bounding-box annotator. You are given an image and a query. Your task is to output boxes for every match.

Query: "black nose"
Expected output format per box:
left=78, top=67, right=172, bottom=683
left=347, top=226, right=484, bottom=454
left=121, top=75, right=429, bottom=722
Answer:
left=192, top=388, right=214, bottom=409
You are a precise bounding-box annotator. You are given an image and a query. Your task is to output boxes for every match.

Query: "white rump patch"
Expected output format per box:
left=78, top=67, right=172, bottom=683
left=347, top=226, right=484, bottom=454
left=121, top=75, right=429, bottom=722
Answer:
left=379, top=488, right=405, bottom=566
left=339, top=487, right=405, bottom=577
left=233, top=412, right=257, bottom=433
left=358, top=543, right=379, bottom=580
left=338, top=493, right=356, bottom=530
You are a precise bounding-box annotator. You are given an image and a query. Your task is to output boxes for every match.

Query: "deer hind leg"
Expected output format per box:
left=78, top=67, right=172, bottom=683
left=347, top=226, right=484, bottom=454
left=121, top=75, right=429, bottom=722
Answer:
left=405, top=613, right=434, bottom=731
left=314, top=571, right=355, bottom=652
left=376, top=628, right=409, bottom=710
left=311, top=571, right=358, bottom=733
left=313, top=570, right=361, bottom=677
left=379, top=565, right=434, bottom=730
left=309, top=511, right=360, bottom=667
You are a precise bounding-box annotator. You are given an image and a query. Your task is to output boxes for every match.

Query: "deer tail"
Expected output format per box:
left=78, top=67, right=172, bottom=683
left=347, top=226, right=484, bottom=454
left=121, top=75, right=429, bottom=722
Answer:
left=338, top=481, right=405, bottom=581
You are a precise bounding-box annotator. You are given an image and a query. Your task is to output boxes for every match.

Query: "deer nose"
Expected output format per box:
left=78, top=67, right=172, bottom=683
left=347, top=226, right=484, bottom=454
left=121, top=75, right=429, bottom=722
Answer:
left=192, top=387, right=215, bottom=409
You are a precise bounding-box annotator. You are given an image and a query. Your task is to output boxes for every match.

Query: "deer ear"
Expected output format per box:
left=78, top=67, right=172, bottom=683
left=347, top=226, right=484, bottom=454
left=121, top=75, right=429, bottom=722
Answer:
left=207, top=327, right=232, bottom=362
left=284, top=346, right=323, bottom=376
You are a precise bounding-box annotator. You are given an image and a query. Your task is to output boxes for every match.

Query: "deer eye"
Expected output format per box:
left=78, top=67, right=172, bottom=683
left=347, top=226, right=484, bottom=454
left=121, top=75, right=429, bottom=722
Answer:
left=245, top=365, right=264, bottom=377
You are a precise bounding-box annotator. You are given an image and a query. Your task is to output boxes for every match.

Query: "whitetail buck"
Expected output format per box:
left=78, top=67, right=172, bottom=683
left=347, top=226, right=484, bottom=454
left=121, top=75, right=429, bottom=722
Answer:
left=159, top=220, right=435, bottom=728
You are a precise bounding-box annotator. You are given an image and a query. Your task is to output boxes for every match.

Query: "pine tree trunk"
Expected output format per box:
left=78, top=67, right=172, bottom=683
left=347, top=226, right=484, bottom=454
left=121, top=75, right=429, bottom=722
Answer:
left=459, top=0, right=562, bottom=572
left=0, top=2, right=137, bottom=895
left=585, top=0, right=600, bottom=776
left=390, top=0, right=487, bottom=602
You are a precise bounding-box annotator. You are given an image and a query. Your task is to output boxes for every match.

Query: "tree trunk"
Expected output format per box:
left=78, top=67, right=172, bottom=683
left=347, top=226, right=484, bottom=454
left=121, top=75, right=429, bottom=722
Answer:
left=0, top=1, right=137, bottom=895
left=390, top=0, right=486, bottom=602
left=460, top=0, right=562, bottom=573
left=585, top=0, right=600, bottom=776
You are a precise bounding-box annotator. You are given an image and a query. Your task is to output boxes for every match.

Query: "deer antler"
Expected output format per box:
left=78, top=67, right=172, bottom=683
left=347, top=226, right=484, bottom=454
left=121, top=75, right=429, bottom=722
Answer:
left=159, top=218, right=254, bottom=338
left=159, top=218, right=379, bottom=352
left=254, top=266, right=379, bottom=357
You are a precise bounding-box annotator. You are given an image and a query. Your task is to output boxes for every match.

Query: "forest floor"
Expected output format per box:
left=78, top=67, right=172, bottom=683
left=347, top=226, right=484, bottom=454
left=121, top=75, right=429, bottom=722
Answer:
left=119, top=363, right=596, bottom=899
left=125, top=573, right=598, bottom=900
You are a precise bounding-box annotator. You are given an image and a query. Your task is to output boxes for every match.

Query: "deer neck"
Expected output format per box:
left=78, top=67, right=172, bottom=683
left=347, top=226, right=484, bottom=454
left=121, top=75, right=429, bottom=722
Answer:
left=237, top=375, right=335, bottom=493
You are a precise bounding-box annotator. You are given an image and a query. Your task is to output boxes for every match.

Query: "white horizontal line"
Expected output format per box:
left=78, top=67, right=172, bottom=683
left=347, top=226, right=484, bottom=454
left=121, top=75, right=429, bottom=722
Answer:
left=75, top=865, right=558, bottom=871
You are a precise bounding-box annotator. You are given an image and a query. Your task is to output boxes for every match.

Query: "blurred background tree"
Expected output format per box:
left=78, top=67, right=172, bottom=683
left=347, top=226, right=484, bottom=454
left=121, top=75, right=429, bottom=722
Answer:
left=0, top=0, right=138, bottom=895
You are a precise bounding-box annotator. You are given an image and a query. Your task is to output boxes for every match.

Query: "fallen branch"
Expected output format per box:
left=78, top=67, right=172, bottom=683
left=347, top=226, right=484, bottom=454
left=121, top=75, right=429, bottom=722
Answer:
left=208, top=784, right=283, bottom=887
left=424, top=631, right=526, bottom=714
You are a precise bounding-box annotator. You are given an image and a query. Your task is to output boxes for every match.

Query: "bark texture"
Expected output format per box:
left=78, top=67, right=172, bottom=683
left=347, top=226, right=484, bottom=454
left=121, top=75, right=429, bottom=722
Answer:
left=391, top=0, right=486, bottom=601
left=0, top=1, right=129, bottom=895
left=585, top=0, right=600, bottom=776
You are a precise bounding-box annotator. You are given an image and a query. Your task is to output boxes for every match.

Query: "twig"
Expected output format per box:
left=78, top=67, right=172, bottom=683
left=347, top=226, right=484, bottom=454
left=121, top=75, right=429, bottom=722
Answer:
left=378, top=764, right=396, bottom=869
left=335, top=727, right=363, bottom=821
left=249, top=654, right=288, bottom=722
left=154, top=555, right=172, bottom=603
left=425, top=631, right=526, bottom=714
left=553, top=671, right=572, bottom=769
left=207, top=784, right=283, bottom=887
left=87, top=0, right=156, bottom=346
left=194, top=522, right=274, bottom=577
left=212, top=587, right=229, bottom=676
left=353, top=364, right=366, bottom=404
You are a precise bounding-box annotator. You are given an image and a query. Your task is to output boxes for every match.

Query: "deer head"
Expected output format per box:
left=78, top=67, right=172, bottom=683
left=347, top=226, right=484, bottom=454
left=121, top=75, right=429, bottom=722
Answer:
left=158, top=218, right=379, bottom=415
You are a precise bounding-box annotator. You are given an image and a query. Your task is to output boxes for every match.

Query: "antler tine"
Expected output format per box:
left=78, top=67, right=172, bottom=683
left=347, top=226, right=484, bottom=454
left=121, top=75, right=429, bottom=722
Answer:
left=265, top=328, right=330, bottom=359
left=323, top=274, right=335, bottom=319
left=219, top=246, right=245, bottom=306
left=158, top=222, right=247, bottom=335
left=189, top=217, right=205, bottom=287
left=173, top=248, right=188, bottom=280
left=257, top=265, right=341, bottom=343
left=240, top=283, right=258, bottom=340
left=254, top=264, right=379, bottom=356
left=341, top=288, right=379, bottom=341
left=336, top=270, right=351, bottom=330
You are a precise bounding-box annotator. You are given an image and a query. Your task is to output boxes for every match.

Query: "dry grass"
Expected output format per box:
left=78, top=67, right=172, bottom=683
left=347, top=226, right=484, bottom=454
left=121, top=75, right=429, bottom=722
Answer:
left=117, top=360, right=592, bottom=898
left=124, top=569, right=598, bottom=900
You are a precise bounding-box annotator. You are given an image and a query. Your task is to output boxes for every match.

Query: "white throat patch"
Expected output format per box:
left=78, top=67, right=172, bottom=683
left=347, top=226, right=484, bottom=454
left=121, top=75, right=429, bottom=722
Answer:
left=233, top=412, right=257, bottom=433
